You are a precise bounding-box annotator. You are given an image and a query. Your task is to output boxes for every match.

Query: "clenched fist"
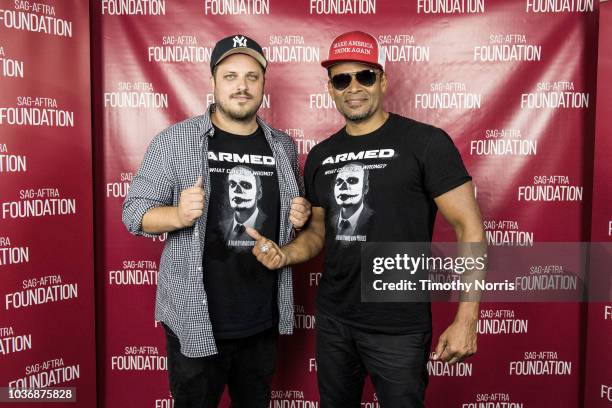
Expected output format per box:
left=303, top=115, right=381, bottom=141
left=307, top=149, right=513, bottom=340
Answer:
left=246, top=227, right=288, bottom=270
left=178, top=177, right=204, bottom=228
left=290, top=197, right=312, bottom=229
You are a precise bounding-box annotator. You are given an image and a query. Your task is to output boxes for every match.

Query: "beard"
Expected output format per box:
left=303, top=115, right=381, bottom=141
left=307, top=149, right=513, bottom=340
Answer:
left=216, top=92, right=261, bottom=121
left=340, top=102, right=376, bottom=123
left=343, top=109, right=374, bottom=122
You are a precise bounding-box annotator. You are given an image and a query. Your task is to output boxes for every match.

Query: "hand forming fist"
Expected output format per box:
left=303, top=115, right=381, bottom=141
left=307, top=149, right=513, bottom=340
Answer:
left=177, top=177, right=204, bottom=228
left=290, top=197, right=312, bottom=229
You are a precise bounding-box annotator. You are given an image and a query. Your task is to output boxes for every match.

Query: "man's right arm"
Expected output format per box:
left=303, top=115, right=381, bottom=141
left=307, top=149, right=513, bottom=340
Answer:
left=141, top=177, right=204, bottom=234
left=247, top=146, right=325, bottom=268
left=122, top=135, right=204, bottom=237
left=141, top=207, right=184, bottom=235
left=247, top=206, right=326, bottom=269
left=283, top=206, right=326, bottom=265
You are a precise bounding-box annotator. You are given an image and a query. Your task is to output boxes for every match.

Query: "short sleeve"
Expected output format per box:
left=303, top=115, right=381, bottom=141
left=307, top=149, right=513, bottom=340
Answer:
left=423, top=129, right=472, bottom=198
left=303, top=149, right=321, bottom=207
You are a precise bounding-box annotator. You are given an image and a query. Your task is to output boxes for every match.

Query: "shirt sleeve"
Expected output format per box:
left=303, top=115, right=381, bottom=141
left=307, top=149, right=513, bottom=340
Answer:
left=122, top=134, right=175, bottom=237
left=303, top=149, right=321, bottom=207
left=286, top=136, right=305, bottom=197
left=423, top=128, right=472, bottom=198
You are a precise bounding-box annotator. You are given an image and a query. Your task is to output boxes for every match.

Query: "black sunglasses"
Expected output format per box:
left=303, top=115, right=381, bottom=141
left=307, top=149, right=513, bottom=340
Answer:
left=330, top=69, right=380, bottom=91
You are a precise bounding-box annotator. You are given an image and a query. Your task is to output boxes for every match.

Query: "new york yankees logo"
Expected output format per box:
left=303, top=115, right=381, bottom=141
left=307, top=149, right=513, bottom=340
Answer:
left=233, top=36, right=247, bottom=48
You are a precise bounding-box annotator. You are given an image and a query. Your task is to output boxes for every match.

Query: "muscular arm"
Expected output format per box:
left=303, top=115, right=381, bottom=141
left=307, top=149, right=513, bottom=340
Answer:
left=283, top=206, right=326, bottom=265
left=248, top=206, right=326, bottom=269
left=435, top=180, right=487, bottom=307
left=435, top=182, right=484, bottom=242
left=433, top=180, right=487, bottom=364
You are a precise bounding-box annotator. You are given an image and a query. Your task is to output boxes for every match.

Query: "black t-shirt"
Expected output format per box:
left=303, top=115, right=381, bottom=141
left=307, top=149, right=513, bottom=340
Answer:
left=203, top=125, right=280, bottom=339
left=304, top=113, right=471, bottom=333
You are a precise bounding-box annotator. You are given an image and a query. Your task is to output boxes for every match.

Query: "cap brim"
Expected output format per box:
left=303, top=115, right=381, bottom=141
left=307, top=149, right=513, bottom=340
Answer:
left=216, top=48, right=267, bottom=70
left=321, top=59, right=383, bottom=71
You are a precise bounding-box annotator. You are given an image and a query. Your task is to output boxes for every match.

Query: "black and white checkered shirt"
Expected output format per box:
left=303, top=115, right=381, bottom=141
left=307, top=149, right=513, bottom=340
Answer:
left=122, top=105, right=304, bottom=357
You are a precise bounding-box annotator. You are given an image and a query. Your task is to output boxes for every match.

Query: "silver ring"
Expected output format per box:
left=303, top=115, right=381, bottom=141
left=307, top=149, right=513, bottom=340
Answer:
left=260, top=243, right=270, bottom=253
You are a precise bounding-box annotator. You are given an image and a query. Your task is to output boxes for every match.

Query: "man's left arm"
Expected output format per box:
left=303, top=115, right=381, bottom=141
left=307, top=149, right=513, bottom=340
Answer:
left=432, top=180, right=487, bottom=364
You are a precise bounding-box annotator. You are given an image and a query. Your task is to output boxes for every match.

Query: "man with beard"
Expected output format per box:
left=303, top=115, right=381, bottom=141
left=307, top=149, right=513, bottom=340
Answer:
left=122, top=34, right=311, bottom=407
left=333, top=162, right=372, bottom=238
left=247, top=31, right=486, bottom=407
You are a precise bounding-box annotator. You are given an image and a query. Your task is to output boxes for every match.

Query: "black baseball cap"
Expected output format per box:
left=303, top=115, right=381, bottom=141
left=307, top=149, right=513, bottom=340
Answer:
left=210, top=35, right=267, bottom=72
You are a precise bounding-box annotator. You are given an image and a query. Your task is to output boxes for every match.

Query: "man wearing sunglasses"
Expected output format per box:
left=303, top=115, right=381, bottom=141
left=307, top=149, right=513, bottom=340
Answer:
left=123, top=34, right=312, bottom=407
left=246, top=31, right=485, bottom=407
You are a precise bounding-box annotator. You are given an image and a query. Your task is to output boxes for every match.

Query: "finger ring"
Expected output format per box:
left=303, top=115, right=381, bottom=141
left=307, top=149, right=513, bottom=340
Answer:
left=260, top=244, right=270, bottom=253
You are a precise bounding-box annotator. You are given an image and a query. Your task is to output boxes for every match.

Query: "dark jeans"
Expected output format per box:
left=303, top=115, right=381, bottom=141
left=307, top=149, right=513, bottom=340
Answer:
left=163, top=324, right=278, bottom=408
left=316, top=313, right=432, bottom=408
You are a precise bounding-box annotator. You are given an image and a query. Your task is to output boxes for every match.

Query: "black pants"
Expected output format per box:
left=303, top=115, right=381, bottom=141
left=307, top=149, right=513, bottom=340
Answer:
left=163, top=324, right=277, bottom=408
left=316, top=313, right=431, bottom=408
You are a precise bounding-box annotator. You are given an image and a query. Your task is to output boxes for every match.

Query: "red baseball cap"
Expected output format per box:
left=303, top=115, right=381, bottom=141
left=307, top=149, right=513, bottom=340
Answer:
left=321, top=31, right=385, bottom=71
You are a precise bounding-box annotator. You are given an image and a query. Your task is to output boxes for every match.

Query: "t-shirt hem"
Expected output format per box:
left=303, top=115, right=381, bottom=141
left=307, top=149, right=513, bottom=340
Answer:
left=315, top=302, right=432, bottom=334
left=213, top=319, right=275, bottom=340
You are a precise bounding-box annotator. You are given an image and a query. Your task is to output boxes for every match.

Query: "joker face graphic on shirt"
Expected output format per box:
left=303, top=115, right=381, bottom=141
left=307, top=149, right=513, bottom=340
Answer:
left=331, top=162, right=372, bottom=240
left=334, top=162, right=368, bottom=219
left=228, top=165, right=261, bottom=223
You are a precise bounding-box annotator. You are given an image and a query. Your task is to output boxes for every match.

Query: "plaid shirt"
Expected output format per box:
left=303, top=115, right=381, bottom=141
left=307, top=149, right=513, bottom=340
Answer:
left=122, top=105, right=304, bottom=357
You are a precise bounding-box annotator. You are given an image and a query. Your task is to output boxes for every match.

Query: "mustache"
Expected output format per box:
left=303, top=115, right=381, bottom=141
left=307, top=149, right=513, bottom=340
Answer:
left=344, top=92, right=368, bottom=101
left=231, top=92, right=253, bottom=99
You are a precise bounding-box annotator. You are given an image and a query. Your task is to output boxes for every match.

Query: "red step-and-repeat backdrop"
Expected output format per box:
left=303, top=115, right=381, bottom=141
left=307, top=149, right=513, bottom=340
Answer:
left=2, top=0, right=611, bottom=407
left=90, top=0, right=603, bottom=407
left=584, top=1, right=612, bottom=407
left=0, top=0, right=97, bottom=407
